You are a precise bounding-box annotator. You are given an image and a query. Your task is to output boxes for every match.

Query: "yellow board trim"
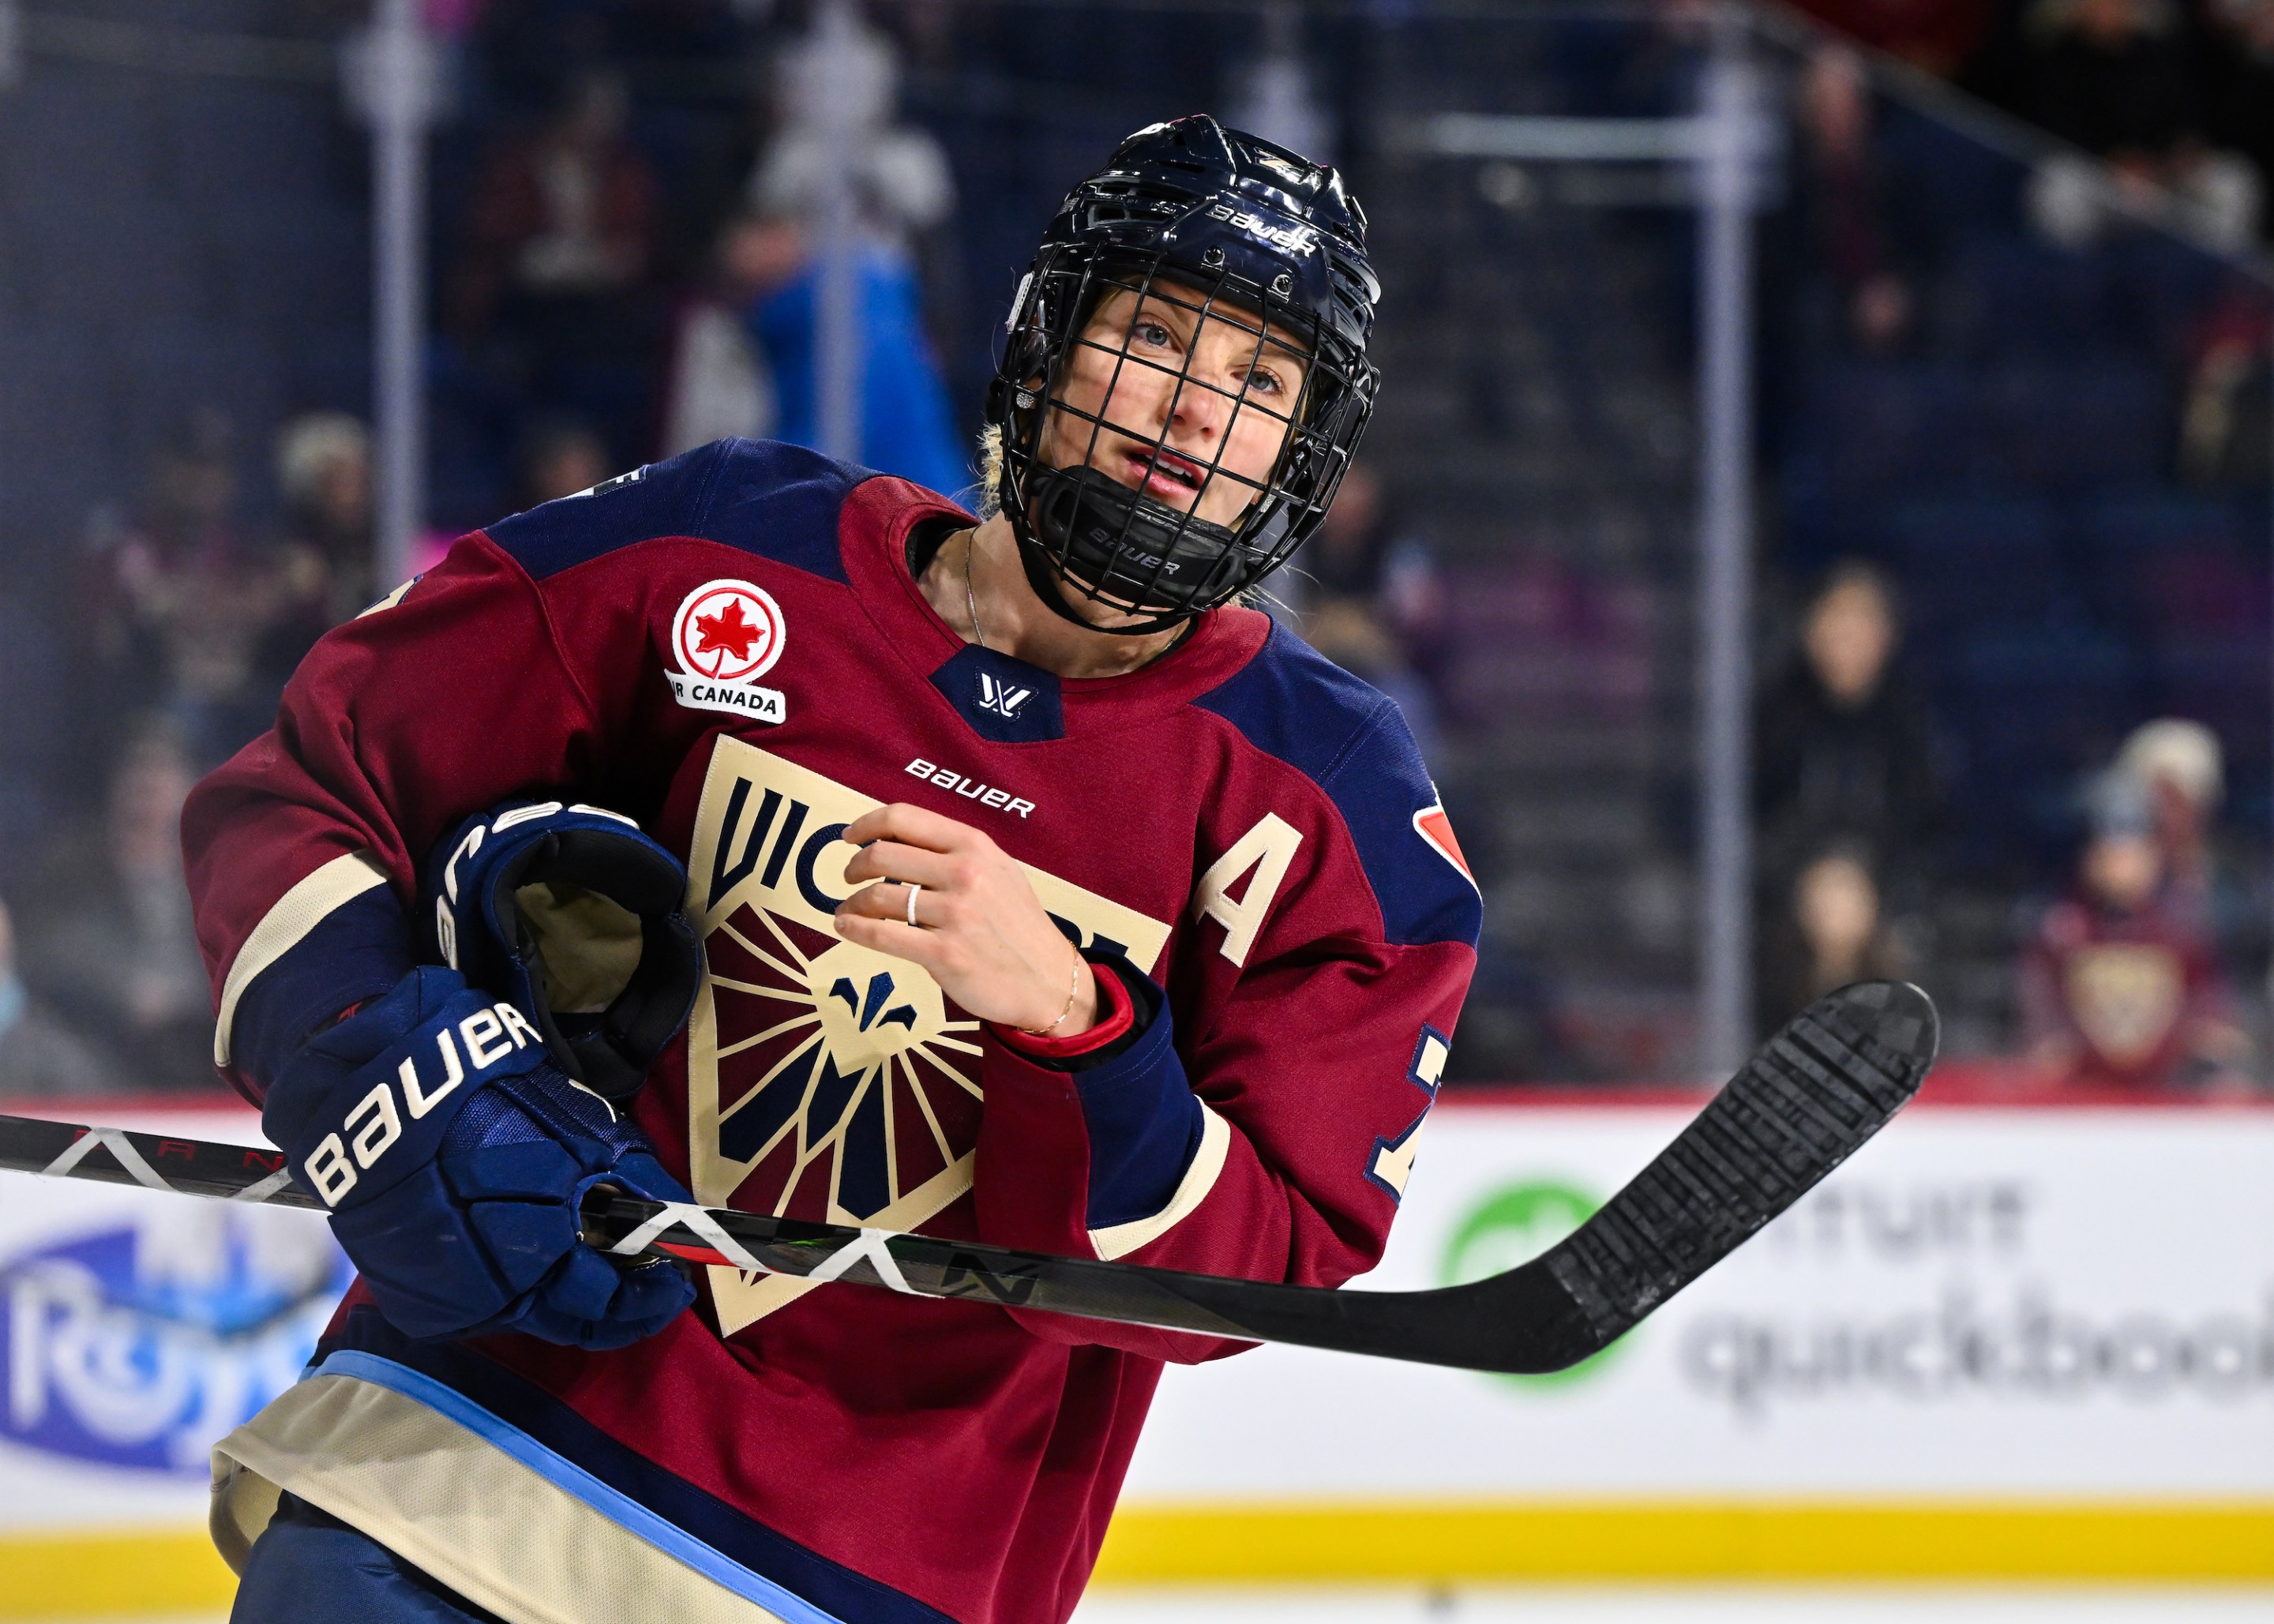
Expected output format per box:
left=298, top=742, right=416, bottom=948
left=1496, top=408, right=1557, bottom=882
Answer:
left=0, top=1529, right=235, bottom=1618
left=4, top=1502, right=2271, bottom=1618
left=1093, top=1501, right=2274, bottom=1585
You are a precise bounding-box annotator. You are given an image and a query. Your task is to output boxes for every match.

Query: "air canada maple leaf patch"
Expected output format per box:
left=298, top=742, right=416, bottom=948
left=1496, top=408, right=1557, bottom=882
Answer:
left=694, top=600, right=764, bottom=665
left=667, top=579, right=788, bottom=726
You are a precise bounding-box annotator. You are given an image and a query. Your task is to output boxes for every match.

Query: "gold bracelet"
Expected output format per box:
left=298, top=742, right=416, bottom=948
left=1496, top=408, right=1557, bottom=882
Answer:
left=1019, top=954, right=1085, bottom=1037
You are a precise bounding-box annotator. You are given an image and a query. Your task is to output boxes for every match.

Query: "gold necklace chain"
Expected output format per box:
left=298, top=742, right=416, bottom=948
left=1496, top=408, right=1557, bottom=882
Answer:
left=963, top=531, right=989, bottom=650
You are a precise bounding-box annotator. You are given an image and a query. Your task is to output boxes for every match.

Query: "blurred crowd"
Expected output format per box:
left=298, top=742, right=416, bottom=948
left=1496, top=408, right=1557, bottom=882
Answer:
left=0, top=406, right=376, bottom=1098
left=2, top=0, right=2270, bottom=1100
left=1754, top=563, right=2260, bottom=1094
left=430, top=0, right=968, bottom=539
left=1799, top=0, right=2274, bottom=248
left=0, top=0, right=974, bottom=1099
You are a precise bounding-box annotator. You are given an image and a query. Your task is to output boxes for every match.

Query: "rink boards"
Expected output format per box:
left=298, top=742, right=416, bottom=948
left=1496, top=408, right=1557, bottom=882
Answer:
left=0, top=1095, right=2267, bottom=1612
left=1107, top=1090, right=2274, bottom=1582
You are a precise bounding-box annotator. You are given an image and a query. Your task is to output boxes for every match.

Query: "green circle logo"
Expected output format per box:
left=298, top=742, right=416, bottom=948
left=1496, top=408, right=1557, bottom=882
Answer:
left=1440, top=1180, right=1630, bottom=1387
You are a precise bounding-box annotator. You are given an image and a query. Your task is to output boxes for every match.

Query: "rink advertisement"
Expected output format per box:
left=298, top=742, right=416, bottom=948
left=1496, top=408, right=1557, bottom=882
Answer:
left=1109, top=1096, right=2274, bottom=1581
left=0, top=1097, right=2268, bottom=1594
left=0, top=1104, right=335, bottom=1614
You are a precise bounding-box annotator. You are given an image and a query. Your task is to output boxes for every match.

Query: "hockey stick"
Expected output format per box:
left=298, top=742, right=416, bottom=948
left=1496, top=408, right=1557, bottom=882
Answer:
left=0, top=981, right=1934, bottom=1373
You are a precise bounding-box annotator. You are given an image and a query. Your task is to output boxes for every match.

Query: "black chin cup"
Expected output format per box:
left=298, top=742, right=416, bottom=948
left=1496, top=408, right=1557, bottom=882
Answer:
left=486, top=830, right=702, bottom=1101
left=1017, top=463, right=1289, bottom=629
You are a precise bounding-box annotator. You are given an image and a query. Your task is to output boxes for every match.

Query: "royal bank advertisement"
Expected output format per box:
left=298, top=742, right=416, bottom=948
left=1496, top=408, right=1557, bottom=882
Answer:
left=0, top=1106, right=345, bottom=1541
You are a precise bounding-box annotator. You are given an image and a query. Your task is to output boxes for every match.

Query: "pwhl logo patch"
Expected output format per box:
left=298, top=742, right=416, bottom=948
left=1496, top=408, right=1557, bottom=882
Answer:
left=976, top=673, right=1033, bottom=720
left=684, top=737, right=1172, bottom=1336
left=668, top=579, right=789, bottom=725
left=1, top=1210, right=347, bottom=1473
left=1441, top=1180, right=1627, bottom=1387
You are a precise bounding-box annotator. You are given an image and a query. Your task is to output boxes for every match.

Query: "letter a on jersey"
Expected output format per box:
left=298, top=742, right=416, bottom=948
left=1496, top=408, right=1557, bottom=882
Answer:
left=1192, top=812, right=1303, bottom=967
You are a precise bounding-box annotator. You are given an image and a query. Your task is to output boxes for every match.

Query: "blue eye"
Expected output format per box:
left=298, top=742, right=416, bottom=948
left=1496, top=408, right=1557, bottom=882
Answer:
left=1135, top=321, right=1172, bottom=347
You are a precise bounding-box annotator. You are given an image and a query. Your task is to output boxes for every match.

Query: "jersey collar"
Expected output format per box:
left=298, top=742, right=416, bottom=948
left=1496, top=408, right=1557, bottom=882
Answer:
left=837, top=475, right=1272, bottom=737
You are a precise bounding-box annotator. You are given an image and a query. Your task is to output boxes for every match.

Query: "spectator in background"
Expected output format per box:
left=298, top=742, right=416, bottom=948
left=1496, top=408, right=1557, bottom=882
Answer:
left=748, top=6, right=955, bottom=260
left=0, top=897, right=119, bottom=1098
left=659, top=214, right=780, bottom=459
left=2201, top=0, right=2274, bottom=217
left=1758, top=839, right=1913, bottom=1031
left=252, top=412, right=378, bottom=702
left=18, top=722, right=213, bottom=1093
left=449, top=69, right=662, bottom=471
left=2019, top=774, right=2248, bottom=1090
left=90, top=409, right=310, bottom=770
left=2177, top=274, right=2274, bottom=486
left=2017, top=0, right=2261, bottom=247
left=1754, top=562, right=1944, bottom=909
left=2114, top=718, right=2237, bottom=942
left=1794, top=44, right=1922, bottom=356
left=726, top=7, right=969, bottom=495
left=730, top=207, right=969, bottom=494
left=514, top=416, right=614, bottom=509
left=276, top=412, right=377, bottom=624
left=1278, top=461, right=1445, bottom=757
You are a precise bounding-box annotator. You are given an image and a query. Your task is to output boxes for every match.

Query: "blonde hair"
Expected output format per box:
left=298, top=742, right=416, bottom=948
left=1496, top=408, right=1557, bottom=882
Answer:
left=975, top=423, right=1005, bottom=515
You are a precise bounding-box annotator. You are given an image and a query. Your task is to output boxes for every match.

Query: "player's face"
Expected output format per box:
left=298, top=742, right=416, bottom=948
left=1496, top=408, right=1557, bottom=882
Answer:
left=1041, top=279, right=1311, bottom=530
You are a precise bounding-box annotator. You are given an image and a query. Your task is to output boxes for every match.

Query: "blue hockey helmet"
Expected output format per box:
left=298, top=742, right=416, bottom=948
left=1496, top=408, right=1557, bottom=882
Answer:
left=985, top=115, right=1382, bottom=632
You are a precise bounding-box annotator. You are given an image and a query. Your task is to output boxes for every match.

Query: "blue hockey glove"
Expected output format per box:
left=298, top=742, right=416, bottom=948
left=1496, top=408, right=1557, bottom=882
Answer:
left=426, top=799, right=700, bottom=1101
left=265, top=965, right=696, bottom=1348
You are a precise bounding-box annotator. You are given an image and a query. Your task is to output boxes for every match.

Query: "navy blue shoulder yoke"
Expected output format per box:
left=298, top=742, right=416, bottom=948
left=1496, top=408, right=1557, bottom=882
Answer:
left=485, top=438, right=874, bottom=585
left=1195, top=622, right=1482, bottom=951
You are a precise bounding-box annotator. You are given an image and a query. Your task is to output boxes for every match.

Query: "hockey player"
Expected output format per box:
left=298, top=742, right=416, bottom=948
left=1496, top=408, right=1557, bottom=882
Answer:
left=186, top=115, right=1480, bottom=1624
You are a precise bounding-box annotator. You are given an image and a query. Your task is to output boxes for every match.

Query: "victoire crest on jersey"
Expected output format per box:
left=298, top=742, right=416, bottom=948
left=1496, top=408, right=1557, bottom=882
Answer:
left=684, top=737, right=1172, bottom=1334
left=666, top=579, right=789, bottom=725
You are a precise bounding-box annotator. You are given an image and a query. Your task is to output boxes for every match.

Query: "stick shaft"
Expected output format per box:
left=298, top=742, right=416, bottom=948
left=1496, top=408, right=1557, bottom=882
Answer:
left=0, top=1112, right=1266, bottom=1346
left=0, top=982, right=1935, bottom=1373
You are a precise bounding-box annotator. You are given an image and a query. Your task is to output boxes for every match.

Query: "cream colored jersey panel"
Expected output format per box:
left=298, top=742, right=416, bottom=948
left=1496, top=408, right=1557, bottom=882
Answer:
left=212, top=850, right=393, bottom=1066
left=210, top=1374, right=790, bottom=1624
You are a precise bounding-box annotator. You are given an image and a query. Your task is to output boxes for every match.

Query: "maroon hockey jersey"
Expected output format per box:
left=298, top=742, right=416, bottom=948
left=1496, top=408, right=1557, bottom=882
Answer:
left=184, top=439, right=1480, bottom=1624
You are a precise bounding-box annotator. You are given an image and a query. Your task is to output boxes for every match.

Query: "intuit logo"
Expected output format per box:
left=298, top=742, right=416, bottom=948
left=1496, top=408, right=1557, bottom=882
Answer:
left=1441, top=1179, right=1629, bottom=1387
left=1, top=1213, right=348, bottom=1473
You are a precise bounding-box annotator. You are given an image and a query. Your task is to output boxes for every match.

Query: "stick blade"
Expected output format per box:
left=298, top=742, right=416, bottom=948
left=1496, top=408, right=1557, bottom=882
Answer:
left=1533, top=979, right=1938, bottom=1356
left=1117, top=982, right=1937, bottom=1376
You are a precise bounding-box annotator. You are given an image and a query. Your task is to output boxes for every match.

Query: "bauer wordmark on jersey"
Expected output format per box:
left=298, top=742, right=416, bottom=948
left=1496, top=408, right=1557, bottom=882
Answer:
left=0, top=981, right=1937, bottom=1375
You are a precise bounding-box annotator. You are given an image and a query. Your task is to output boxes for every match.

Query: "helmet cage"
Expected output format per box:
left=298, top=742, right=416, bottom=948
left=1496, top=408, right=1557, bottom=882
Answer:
left=992, top=240, right=1379, bottom=634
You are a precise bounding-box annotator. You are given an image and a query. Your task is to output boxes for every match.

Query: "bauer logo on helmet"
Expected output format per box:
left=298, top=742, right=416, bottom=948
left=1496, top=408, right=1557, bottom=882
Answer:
left=1205, top=202, right=1319, bottom=257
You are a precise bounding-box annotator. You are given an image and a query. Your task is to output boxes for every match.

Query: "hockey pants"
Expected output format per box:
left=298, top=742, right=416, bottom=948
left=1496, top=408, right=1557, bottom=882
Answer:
left=231, top=1493, right=506, bottom=1623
